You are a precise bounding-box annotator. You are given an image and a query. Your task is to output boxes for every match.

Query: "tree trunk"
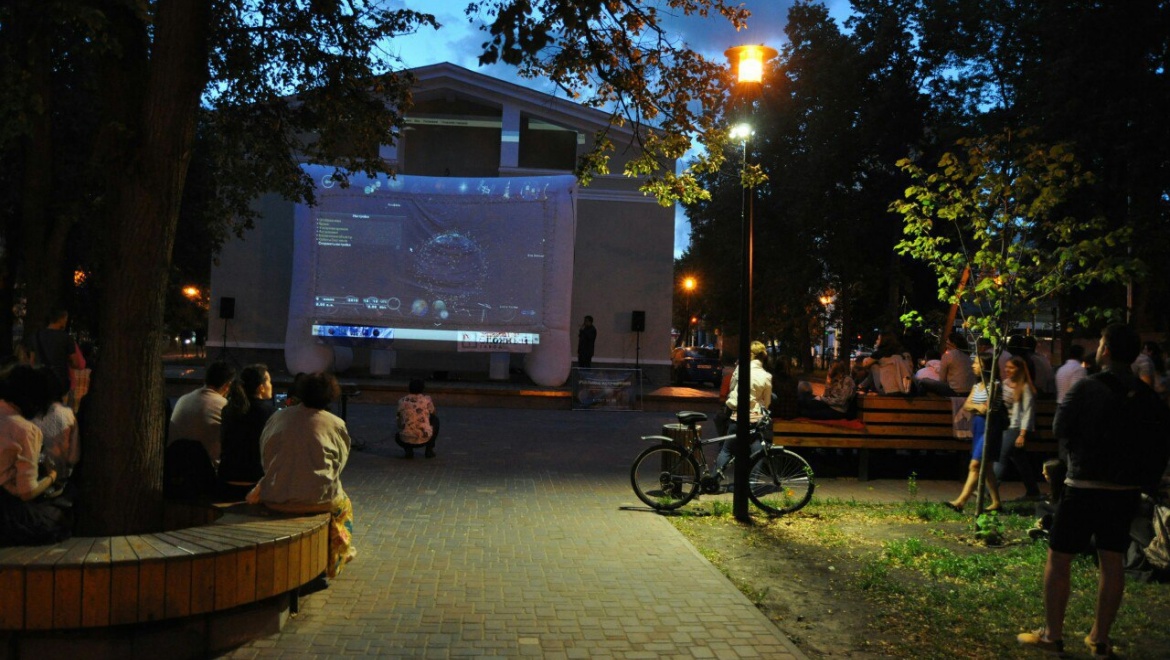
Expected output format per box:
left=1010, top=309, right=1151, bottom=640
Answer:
left=75, top=0, right=210, bottom=536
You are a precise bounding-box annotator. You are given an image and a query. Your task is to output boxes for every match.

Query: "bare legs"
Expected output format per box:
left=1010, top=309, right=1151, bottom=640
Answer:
left=1041, top=548, right=1125, bottom=646
left=949, top=459, right=1002, bottom=511
left=1089, top=550, right=1125, bottom=646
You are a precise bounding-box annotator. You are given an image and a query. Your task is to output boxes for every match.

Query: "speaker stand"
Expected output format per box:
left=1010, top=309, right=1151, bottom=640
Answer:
left=218, top=318, right=232, bottom=363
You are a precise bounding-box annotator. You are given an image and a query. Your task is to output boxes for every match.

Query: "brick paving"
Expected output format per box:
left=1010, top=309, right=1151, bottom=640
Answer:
left=224, top=404, right=808, bottom=659
left=217, top=404, right=804, bottom=655
left=221, top=398, right=1044, bottom=659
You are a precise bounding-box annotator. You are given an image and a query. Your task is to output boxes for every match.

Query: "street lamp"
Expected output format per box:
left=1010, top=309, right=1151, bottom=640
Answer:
left=725, top=43, right=776, bottom=522
left=819, top=294, right=834, bottom=369
left=682, top=277, right=696, bottom=344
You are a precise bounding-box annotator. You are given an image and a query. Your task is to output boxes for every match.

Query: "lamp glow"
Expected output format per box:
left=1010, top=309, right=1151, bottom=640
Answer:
left=725, top=44, right=778, bottom=85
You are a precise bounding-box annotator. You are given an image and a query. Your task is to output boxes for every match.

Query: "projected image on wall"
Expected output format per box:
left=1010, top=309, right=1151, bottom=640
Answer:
left=307, top=176, right=566, bottom=339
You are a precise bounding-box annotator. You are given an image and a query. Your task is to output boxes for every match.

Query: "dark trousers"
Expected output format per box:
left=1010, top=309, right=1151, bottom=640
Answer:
left=994, top=427, right=1039, bottom=496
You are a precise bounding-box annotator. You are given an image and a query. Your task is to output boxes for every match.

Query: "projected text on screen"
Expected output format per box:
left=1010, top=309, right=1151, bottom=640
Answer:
left=311, top=201, right=548, bottom=332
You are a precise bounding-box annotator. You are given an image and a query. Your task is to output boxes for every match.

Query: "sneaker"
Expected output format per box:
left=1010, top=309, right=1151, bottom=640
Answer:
left=1017, top=629, right=1065, bottom=656
left=1084, top=635, right=1114, bottom=659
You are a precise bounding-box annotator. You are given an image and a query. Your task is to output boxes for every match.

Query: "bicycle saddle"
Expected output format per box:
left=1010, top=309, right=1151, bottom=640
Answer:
left=676, top=411, right=708, bottom=425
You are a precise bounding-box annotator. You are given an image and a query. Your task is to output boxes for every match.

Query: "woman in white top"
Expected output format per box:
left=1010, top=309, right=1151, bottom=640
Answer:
left=32, top=366, right=79, bottom=496
left=946, top=355, right=1002, bottom=512
left=994, top=356, right=1042, bottom=499
left=0, top=364, right=70, bottom=545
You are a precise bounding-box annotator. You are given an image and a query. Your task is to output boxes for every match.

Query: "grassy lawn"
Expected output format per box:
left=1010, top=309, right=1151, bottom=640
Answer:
left=671, top=495, right=1170, bottom=658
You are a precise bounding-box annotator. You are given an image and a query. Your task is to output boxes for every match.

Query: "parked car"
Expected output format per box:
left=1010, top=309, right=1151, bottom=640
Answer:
left=670, top=346, right=722, bottom=387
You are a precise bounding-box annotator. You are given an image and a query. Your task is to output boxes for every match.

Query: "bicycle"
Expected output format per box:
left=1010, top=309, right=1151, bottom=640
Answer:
left=630, top=410, right=815, bottom=515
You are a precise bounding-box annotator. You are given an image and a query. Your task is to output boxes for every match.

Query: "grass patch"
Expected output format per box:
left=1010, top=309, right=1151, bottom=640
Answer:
left=672, top=497, right=1170, bottom=659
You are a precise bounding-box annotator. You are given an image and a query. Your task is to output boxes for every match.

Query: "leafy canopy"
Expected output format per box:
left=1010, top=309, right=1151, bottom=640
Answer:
left=891, top=127, right=1140, bottom=339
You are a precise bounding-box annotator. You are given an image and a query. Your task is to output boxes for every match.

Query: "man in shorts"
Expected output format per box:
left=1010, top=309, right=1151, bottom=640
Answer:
left=1017, top=324, right=1147, bottom=658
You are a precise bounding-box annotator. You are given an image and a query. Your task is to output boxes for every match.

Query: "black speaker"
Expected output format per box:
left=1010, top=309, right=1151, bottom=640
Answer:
left=219, top=297, right=236, bottom=320
left=631, top=310, right=646, bottom=332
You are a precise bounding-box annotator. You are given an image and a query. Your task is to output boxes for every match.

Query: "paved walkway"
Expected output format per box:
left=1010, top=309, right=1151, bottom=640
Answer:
left=225, top=404, right=1037, bottom=659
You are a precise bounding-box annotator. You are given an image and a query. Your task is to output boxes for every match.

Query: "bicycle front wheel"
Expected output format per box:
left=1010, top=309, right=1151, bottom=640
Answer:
left=630, top=444, right=700, bottom=510
left=748, top=448, right=815, bottom=516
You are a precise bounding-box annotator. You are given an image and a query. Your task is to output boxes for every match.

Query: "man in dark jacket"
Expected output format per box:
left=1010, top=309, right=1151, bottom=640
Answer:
left=1017, top=324, right=1151, bottom=658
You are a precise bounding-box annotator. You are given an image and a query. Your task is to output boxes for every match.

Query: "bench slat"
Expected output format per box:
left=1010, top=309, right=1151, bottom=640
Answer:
left=52, top=537, right=95, bottom=630
left=109, top=536, right=140, bottom=626
left=81, top=537, right=112, bottom=628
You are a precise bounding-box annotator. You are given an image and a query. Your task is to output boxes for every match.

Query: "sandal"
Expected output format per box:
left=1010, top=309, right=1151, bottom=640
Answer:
left=942, top=501, right=964, bottom=513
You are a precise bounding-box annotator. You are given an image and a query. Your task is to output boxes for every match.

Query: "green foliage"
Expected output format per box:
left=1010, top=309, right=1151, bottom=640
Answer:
left=906, top=471, right=919, bottom=498
left=891, top=128, right=1141, bottom=341
left=973, top=510, right=1005, bottom=546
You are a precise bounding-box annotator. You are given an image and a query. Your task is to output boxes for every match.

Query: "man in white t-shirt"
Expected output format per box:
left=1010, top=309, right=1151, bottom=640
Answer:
left=1054, top=344, right=1087, bottom=405
left=169, top=361, right=236, bottom=466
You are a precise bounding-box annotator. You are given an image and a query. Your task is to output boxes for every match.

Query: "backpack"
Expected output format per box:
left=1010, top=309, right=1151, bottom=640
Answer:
left=1094, top=372, right=1170, bottom=491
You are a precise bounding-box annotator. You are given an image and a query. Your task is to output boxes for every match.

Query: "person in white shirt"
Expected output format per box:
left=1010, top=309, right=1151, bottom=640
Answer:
left=1054, top=344, right=1087, bottom=405
left=168, top=361, right=236, bottom=466
left=714, top=341, right=772, bottom=477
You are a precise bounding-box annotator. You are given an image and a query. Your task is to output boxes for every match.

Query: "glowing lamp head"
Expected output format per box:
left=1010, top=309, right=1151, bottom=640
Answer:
left=729, top=123, right=753, bottom=141
left=683, top=277, right=696, bottom=292
left=725, top=44, right=778, bottom=85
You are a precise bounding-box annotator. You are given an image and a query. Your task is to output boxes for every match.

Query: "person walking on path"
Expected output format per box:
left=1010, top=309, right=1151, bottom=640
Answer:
left=577, top=315, right=597, bottom=368
left=994, top=355, right=1042, bottom=500
left=945, top=354, right=1002, bottom=513
left=1017, top=324, right=1168, bottom=658
left=395, top=378, right=438, bottom=459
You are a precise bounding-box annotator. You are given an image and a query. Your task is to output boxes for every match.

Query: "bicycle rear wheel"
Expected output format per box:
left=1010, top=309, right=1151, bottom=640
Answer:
left=748, top=448, right=814, bottom=516
left=630, top=444, right=700, bottom=510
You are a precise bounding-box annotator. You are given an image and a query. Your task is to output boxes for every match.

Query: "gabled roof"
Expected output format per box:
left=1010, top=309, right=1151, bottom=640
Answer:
left=407, top=62, right=634, bottom=137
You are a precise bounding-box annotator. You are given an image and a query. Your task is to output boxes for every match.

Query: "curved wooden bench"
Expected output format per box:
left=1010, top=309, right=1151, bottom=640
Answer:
left=774, top=395, right=1058, bottom=480
left=0, top=504, right=329, bottom=632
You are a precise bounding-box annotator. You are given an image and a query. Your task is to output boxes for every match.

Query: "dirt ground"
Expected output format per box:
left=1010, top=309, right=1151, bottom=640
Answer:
left=674, top=500, right=1170, bottom=659
left=675, top=510, right=916, bottom=658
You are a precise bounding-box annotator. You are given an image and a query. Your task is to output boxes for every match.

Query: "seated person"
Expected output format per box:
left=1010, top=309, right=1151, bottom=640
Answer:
left=169, top=360, right=236, bottom=467
left=248, top=372, right=356, bottom=578
left=915, top=349, right=942, bottom=382
left=217, top=364, right=276, bottom=502
left=395, top=379, right=439, bottom=459
left=862, top=331, right=914, bottom=395
left=914, top=349, right=955, bottom=397
left=852, top=357, right=874, bottom=392
left=797, top=360, right=856, bottom=420
left=0, top=364, right=70, bottom=546
left=31, top=366, right=79, bottom=498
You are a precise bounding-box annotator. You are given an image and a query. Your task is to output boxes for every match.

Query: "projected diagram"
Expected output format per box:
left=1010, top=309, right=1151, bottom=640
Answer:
left=311, top=206, right=545, bottom=333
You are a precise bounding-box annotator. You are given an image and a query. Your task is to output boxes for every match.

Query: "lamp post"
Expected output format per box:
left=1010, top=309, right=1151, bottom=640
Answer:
left=682, top=276, right=696, bottom=344
left=725, top=43, right=776, bottom=522
left=819, top=294, right=834, bottom=369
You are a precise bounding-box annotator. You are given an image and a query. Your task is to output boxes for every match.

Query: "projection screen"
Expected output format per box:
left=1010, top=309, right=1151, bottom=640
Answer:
left=285, top=166, right=578, bottom=386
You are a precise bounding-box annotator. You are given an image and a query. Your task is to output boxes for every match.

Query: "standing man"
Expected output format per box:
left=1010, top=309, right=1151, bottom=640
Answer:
left=169, top=360, right=236, bottom=466
left=1054, top=344, right=1087, bottom=405
left=26, top=306, right=84, bottom=399
left=1018, top=324, right=1167, bottom=658
left=577, top=315, right=597, bottom=369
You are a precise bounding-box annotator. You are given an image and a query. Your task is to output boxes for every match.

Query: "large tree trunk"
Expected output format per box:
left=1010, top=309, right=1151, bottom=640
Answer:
left=75, top=0, right=210, bottom=536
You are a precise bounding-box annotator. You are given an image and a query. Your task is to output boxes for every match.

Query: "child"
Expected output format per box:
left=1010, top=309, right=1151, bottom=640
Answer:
left=396, top=379, right=438, bottom=459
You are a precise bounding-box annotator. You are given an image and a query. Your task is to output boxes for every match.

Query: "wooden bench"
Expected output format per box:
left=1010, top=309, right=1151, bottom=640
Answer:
left=0, top=503, right=328, bottom=639
left=774, top=395, right=1059, bottom=480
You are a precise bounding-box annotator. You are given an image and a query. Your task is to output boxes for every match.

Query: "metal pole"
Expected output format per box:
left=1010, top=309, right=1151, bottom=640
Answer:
left=734, top=137, right=753, bottom=522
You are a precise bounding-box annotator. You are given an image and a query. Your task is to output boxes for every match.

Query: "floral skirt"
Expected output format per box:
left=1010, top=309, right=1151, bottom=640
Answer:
left=328, top=495, right=355, bottom=578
